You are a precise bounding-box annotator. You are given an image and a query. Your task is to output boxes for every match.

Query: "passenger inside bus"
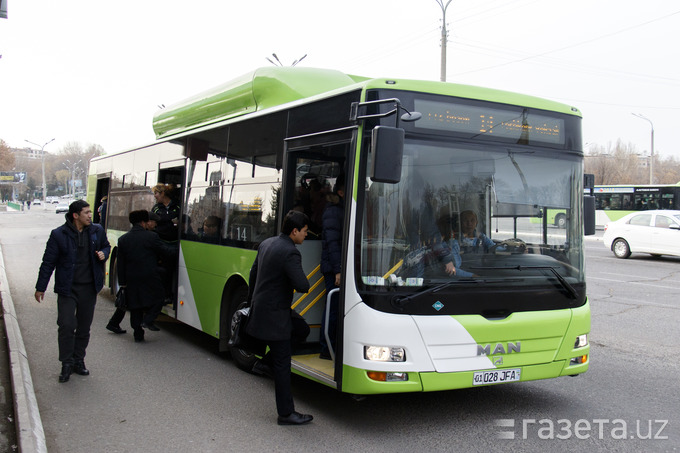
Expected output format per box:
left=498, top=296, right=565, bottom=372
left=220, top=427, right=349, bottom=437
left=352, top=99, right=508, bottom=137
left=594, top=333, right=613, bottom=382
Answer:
left=294, top=174, right=329, bottom=238
left=198, top=215, right=222, bottom=243
left=458, top=210, right=495, bottom=253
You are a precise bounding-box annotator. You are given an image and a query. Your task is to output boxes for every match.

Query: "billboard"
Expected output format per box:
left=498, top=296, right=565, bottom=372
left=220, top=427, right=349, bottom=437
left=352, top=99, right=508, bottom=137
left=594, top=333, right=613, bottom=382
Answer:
left=0, top=171, right=26, bottom=183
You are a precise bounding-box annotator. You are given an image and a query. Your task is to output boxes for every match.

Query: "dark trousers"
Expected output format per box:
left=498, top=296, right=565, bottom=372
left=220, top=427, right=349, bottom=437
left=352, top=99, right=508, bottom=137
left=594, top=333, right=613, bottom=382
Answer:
left=319, top=273, right=339, bottom=355
left=130, top=309, right=144, bottom=340
left=108, top=307, right=126, bottom=327
left=143, top=298, right=164, bottom=325
left=56, top=282, right=97, bottom=365
left=110, top=302, right=161, bottom=328
left=263, top=316, right=310, bottom=416
left=107, top=307, right=144, bottom=339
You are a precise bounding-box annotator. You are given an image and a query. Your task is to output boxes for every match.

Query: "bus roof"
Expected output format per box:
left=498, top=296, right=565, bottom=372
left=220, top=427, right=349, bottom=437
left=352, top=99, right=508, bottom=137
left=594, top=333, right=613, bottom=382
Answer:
left=152, top=66, right=582, bottom=140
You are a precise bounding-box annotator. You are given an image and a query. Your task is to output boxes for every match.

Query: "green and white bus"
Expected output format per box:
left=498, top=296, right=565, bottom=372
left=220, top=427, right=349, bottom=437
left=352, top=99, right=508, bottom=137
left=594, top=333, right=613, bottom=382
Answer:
left=592, top=184, right=680, bottom=226
left=87, top=67, right=590, bottom=394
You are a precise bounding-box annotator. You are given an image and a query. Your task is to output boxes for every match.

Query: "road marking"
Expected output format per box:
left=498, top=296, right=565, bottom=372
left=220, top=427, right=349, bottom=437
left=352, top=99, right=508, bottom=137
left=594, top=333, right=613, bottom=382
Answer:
left=588, top=276, right=679, bottom=290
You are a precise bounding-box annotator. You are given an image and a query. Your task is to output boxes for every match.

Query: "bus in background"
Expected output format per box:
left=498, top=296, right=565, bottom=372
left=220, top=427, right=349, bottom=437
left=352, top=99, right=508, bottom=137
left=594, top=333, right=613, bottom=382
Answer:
left=87, top=67, right=591, bottom=395
left=593, top=184, right=680, bottom=227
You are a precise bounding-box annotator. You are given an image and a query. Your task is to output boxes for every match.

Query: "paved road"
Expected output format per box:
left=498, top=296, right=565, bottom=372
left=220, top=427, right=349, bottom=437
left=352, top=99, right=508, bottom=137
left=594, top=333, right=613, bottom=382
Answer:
left=1, top=207, right=678, bottom=452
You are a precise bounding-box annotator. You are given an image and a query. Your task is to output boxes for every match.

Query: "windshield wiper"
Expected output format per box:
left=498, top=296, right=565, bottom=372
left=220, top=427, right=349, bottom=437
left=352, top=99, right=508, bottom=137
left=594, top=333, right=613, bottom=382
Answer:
left=392, top=279, right=481, bottom=308
left=471, top=265, right=578, bottom=299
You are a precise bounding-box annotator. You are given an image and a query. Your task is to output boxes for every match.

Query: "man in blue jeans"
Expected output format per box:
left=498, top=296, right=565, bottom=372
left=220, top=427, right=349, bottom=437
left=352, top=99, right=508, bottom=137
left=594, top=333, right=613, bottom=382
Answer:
left=35, top=200, right=110, bottom=383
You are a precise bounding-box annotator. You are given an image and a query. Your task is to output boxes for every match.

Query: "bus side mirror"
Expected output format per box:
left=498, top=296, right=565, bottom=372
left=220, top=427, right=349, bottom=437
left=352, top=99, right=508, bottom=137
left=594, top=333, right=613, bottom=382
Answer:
left=370, top=126, right=404, bottom=184
left=584, top=195, right=596, bottom=236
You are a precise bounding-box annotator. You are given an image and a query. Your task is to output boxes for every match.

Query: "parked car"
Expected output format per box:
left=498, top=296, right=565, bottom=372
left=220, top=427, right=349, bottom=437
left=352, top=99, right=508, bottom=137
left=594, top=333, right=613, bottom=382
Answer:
left=55, top=203, right=69, bottom=214
left=602, top=210, right=680, bottom=258
left=32, top=198, right=42, bottom=205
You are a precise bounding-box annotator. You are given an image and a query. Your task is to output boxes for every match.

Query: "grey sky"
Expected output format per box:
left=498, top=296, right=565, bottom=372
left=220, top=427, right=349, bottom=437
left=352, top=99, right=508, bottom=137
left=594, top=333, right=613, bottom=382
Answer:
left=1, top=0, right=678, bottom=160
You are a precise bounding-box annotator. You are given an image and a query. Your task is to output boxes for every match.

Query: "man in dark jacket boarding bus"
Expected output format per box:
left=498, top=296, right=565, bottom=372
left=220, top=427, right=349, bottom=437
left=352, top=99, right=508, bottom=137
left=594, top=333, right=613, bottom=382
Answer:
left=35, top=200, right=111, bottom=383
left=246, top=210, right=313, bottom=425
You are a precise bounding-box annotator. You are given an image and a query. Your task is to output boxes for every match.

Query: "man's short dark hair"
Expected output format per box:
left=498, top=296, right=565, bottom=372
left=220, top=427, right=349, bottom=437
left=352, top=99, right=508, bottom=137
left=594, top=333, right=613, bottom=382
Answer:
left=281, top=210, right=309, bottom=235
left=129, top=210, right=149, bottom=225
left=334, top=172, right=345, bottom=194
left=67, top=200, right=90, bottom=222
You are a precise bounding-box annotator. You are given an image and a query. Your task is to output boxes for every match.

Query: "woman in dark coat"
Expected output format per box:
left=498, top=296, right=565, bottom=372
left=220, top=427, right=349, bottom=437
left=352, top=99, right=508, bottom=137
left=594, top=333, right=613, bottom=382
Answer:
left=117, top=210, right=169, bottom=342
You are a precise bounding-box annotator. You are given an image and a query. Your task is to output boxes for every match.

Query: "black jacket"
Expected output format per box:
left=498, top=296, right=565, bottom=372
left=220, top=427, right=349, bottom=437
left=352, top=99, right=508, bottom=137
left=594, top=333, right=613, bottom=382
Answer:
left=246, top=233, right=310, bottom=341
left=35, top=220, right=111, bottom=296
left=320, top=194, right=344, bottom=275
left=117, top=225, right=174, bottom=310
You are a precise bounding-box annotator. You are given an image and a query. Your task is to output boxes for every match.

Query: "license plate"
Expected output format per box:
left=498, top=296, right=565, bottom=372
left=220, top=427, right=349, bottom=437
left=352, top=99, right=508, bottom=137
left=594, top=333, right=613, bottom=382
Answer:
left=473, top=368, right=521, bottom=386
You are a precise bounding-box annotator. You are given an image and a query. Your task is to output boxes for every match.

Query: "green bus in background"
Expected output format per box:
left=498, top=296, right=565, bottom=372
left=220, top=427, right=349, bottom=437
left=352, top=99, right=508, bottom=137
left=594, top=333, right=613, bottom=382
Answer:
left=87, top=67, right=590, bottom=395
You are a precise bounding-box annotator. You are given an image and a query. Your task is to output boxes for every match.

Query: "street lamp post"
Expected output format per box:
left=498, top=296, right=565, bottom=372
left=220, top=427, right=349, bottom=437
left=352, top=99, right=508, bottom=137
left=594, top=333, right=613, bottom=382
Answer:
left=25, top=138, right=55, bottom=205
left=631, top=113, right=654, bottom=184
left=435, top=0, right=453, bottom=82
left=63, top=159, right=82, bottom=197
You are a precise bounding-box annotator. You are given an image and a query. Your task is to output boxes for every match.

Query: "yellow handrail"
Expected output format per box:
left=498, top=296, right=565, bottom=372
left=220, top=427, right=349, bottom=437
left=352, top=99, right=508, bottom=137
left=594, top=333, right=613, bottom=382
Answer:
left=300, top=290, right=328, bottom=316
left=291, top=273, right=325, bottom=309
left=382, top=259, right=403, bottom=280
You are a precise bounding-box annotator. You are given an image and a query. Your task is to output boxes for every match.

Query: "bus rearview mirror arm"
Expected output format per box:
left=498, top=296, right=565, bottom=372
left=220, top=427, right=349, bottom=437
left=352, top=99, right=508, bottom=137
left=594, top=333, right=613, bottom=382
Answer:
left=351, top=99, right=420, bottom=184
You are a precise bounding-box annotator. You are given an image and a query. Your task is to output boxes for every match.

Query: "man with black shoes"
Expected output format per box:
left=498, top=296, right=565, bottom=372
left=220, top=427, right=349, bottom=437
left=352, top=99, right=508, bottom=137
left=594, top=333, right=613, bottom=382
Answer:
left=246, top=210, right=314, bottom=425
left=116, top=210, right=173, bottom=342
left=35, top=200, right=110, bottom=383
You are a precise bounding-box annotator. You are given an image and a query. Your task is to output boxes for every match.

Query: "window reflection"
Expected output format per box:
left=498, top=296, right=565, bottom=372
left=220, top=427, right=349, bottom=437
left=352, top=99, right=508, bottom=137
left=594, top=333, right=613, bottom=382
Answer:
left=184, top=153, right=281, bottom=248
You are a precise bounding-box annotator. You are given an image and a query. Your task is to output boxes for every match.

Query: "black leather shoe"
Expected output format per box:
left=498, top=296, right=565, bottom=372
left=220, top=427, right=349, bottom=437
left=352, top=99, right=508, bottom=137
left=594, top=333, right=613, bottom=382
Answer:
left=251, top=360, right=273, bottom=378
left=134, top=336, right=145, bottom=343
left=59, top=365, right=72, bottom=383
left=141, top=322, right=160, bottom=331
left=106, top=324, right=127, bottom=334
left=277, top=411, right=313, bottom=425
left=73, top=362, right=89, bottom=376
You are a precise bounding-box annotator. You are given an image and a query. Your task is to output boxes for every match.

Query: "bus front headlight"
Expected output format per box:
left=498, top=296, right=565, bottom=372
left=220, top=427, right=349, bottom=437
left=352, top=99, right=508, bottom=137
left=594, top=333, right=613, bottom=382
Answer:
left=574, top=334, right=588, bottom=349
left=364, top=346, right=406, bottom=362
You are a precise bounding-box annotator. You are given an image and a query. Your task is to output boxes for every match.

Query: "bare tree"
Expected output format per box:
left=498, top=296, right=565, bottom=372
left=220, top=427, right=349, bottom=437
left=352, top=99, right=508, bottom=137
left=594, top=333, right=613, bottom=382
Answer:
left=586, top=140, right=645, bottom=185
left=0, top=139, right=15, bottom=170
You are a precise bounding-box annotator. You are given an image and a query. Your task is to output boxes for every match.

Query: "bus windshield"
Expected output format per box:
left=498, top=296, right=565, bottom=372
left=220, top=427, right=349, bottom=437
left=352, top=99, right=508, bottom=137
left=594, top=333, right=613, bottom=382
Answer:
left=360, top=138, right=585, bottom=315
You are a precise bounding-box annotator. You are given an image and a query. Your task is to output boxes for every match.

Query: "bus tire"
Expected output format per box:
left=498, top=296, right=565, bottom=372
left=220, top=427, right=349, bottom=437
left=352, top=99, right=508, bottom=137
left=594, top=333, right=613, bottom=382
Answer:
left=110, top=255, right=122, bottom=296
left=555, top=213, right=567, bottom=229
left=228, top=292, right=258, bottom=372
left=612, top=238, right=631, bottom=259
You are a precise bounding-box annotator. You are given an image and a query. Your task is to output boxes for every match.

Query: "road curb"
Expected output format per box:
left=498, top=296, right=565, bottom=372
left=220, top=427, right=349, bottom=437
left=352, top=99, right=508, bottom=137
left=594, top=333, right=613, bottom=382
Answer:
left=0, top=244, right=47, bottom=453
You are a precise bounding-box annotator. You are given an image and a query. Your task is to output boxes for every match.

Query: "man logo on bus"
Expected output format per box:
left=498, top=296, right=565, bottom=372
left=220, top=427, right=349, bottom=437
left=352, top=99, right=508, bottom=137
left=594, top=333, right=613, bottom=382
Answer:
left=477, top=342, right=521, bottom=356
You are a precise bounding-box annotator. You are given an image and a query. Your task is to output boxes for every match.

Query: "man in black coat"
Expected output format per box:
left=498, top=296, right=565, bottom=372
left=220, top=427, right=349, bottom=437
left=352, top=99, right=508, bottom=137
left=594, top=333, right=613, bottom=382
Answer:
left=246, top=210, right=313, bottom=425
left=106, top=210, right=173, bottom=336
left=116, top=210, right=174, bottom=342
left=35, top=200, right=111, bottom=383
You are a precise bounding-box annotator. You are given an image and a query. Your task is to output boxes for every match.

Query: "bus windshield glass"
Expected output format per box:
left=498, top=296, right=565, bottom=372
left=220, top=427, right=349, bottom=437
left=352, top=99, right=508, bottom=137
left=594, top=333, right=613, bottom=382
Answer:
left=360, top=138, right=585, bottom=314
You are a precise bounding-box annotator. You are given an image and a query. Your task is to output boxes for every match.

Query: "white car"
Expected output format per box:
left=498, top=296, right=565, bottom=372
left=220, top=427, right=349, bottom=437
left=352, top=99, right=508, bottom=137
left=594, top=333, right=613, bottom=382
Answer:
left=602, top=210, right=680, bottom=259
left=55, top=203, right=69, bottom=214
left=32, top=198, right=42, bottom=206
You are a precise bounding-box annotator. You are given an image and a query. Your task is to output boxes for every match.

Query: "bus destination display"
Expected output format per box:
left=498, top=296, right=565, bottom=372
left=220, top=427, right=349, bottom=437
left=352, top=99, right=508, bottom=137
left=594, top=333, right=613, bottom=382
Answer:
left=414, top=99, right=565, bottom=145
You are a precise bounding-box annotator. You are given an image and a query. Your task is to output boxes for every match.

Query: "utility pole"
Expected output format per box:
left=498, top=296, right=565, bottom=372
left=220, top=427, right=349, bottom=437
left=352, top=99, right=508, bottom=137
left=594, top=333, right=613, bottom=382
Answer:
left=436, top=0, right=453, bottom=82
left=632, top=113, right=654, bottom=184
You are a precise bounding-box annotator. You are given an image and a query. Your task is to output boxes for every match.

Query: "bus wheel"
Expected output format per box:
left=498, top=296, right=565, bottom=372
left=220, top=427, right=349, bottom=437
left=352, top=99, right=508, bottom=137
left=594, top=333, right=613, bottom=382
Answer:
left=612, top=238, right=631, bottom=259
left=555, top=213, right=567, bottom=229
left=228, top=298, right=258, bottom=372
left=110, top=256, right=121, bottom=296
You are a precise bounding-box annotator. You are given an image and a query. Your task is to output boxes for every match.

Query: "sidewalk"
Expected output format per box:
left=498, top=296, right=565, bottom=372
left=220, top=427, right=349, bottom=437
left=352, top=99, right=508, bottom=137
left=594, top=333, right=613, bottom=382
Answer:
left=0, top=240, right=47, bottom=453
